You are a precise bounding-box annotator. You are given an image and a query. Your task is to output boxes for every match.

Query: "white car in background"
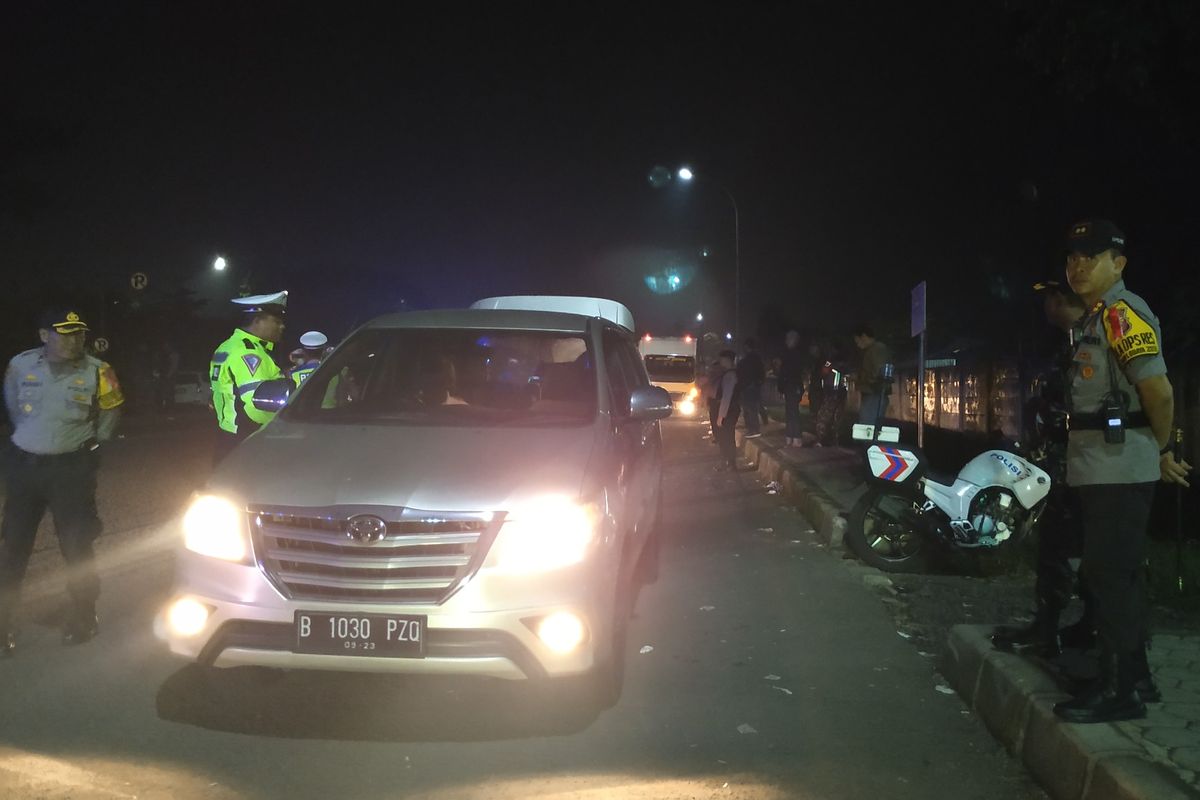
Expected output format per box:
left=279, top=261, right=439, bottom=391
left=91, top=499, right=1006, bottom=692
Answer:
left=173, top=371, right=212, bottom=407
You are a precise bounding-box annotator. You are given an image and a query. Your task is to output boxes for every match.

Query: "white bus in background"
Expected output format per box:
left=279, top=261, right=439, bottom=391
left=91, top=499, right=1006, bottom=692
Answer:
left=638, top=334, right=699, bottom=417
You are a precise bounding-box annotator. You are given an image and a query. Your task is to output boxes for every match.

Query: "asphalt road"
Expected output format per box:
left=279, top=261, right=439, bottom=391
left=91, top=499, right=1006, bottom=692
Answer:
left=0, top=418, right=1045, bottom=800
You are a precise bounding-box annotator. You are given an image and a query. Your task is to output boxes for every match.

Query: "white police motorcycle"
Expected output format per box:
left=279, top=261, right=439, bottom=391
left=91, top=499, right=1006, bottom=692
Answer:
left=843, top=422, right=1052, bottom=572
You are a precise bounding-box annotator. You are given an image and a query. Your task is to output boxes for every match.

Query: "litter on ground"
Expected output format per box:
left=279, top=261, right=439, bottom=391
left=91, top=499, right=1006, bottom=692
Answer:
left=737, top=723, right=758, bottom=735
left=639, top=645, right=654, bottom=654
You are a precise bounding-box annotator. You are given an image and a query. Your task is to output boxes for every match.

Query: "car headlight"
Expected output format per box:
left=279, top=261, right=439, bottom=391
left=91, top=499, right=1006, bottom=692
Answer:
left=182, top=495, right=250, bottom=563
left=489, top=497, right=600, bottom=572
left=687, top=386, right=699, bottom=400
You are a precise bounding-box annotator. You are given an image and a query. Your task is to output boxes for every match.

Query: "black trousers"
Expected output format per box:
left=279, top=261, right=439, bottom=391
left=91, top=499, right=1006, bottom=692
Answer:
left=213, top=430, right=242, bottom=468
left=0, top=445, right=102, bottom=627
left=1034, top=486, right=1085, bottom=613
left=716, top=410, right=739, bottom=466
left=1074, top=482, right=1156, bottom=654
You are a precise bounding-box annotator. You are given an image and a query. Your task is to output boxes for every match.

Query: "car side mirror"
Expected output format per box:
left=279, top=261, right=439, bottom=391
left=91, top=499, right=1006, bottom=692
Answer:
left=252, top=379, right=293, bottom=413
left=629, top=386, right=672, bottom=421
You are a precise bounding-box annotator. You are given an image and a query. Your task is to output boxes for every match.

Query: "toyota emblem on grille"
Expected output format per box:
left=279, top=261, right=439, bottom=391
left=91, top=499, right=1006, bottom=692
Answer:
left=345, top=515, right=388, bottom=544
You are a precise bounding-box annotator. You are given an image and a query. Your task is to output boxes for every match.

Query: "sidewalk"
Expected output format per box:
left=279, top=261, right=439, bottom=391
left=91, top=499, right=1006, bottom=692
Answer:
left=736, top=421, right=1200, bottom=800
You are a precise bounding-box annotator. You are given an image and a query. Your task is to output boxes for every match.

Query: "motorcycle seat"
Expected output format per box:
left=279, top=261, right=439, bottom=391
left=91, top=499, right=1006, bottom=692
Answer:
left=923, top=467, right=958, bottom=488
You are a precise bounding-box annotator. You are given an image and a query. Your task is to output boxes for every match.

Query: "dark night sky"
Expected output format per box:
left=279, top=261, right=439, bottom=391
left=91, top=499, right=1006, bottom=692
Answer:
left=4, top=3, right=1197, bottom=353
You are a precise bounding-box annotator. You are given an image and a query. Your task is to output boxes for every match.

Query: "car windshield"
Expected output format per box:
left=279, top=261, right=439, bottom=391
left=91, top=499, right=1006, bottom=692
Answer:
left=643, top=355, right=695, bottom=383
left=282, top=328, right=596, bottom=426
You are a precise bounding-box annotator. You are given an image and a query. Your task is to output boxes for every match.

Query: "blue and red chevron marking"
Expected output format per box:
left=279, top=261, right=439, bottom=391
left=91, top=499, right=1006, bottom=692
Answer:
left=878, top=447, right=909, bottom=481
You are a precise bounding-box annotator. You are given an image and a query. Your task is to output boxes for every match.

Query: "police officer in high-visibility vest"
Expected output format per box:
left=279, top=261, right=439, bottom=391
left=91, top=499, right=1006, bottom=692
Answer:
left=288, top=331, right=328, bottom=388
left=209, top=291, right=287, bottom=466
left=1, top=308, right=124, bottom=656
left=1053, top=220, right=1192, bottom=724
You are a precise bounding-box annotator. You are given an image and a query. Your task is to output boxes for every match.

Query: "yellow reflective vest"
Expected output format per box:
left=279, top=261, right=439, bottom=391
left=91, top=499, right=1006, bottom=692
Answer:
left=209, top=328, right=282, bottom=436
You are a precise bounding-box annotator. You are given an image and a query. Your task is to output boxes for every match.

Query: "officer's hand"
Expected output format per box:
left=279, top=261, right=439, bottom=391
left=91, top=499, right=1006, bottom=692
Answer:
left=1160, top=453, right=1193, bottom=488
left=717, top=415, right=726, bottom=426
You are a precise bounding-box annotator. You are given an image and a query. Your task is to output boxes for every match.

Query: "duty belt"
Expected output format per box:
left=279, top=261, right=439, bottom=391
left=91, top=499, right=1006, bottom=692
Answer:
left=1067, top=411, right=1150, bottom=431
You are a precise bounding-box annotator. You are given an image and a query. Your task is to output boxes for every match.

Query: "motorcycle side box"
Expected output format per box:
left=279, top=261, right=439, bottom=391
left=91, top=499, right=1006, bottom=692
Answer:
left=862, top=444, right=927, bottom=487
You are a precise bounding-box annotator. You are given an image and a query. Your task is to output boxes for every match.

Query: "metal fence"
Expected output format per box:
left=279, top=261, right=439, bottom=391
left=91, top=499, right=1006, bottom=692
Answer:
left=841, top=360, right=1026, bottom=441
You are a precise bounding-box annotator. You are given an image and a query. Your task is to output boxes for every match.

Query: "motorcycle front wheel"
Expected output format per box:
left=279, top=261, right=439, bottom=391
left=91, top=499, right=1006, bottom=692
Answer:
left=846, top=488, right=929, bottom=573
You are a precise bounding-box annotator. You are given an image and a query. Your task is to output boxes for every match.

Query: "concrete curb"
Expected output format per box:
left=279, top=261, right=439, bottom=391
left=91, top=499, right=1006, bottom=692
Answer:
left=944, top=624, right=1200, bottom=800
left=739, top=434, right=847, bottom=549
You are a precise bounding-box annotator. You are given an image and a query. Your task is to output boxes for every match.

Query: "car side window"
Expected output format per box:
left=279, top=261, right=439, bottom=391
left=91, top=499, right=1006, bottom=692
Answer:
left=618, top=340, right=649, bottom=389
left=603, top=331, right=632, bottom=416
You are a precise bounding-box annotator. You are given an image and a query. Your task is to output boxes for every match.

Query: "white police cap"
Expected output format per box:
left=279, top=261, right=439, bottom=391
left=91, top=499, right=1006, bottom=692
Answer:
left=299, top=330, right=328, bottom=349
left=231, top=291, right=288, bottom=314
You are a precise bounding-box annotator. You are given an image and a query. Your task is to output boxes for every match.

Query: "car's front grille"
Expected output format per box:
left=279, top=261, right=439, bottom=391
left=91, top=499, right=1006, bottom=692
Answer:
left=249, top=505, right=497, bottom=605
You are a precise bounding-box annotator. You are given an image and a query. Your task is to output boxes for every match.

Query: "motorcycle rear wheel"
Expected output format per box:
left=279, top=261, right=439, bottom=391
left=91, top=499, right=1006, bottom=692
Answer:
left=846, top=488, right=930, bottom=573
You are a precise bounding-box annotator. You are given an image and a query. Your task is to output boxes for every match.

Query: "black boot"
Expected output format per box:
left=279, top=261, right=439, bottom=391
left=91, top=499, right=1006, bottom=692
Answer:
left=62, top=604, right=99, bottom=646
left=1054, top=651, right=1146, bottom=723
left=1060, top=578, right=1098, bottom=650
left=1130, top=642, right=1161, bottom=703
left=992, top=602, right=1061, bottom=659
left=0, top=613, right=14, bottom=659
left=1059, top=617, right=1096, bottom=651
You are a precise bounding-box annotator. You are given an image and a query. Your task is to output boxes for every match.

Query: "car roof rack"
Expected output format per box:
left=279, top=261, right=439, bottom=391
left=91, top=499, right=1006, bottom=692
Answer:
left=470, top=296, right=634, bottom=332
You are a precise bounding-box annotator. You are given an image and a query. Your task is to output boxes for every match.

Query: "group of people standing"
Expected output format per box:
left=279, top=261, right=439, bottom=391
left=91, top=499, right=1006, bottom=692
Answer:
left=701, top=324, right=893, bottom=469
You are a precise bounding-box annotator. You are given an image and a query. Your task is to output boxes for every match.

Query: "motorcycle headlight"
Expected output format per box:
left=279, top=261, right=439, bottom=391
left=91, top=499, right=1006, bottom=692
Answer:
left=182, top=495, right=250, bottom=563
left=489, top=497, right=601, bottom=573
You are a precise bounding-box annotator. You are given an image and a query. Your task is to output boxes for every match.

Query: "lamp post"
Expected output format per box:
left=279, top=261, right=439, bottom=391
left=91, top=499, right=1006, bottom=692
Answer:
left=677, top=166, right=741, bottom=343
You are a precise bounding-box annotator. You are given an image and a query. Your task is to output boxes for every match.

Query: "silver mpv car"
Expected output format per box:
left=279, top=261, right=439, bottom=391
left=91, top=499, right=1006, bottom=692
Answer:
left=158, top=296, right=669, bottom=701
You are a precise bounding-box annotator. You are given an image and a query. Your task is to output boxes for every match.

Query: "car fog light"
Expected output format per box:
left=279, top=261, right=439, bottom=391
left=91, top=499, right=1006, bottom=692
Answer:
left=167, top=598, right=210, bottom=637
left=537, top=612, right=586, bottom=654
left=679, top=399, right=696, bottom=416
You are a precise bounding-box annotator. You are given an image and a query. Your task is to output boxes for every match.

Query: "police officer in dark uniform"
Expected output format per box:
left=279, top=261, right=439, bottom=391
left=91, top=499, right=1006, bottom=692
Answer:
left=1052, top=220, right=1192, bottom=724
left=993, top=281, right=1088, bottom=658
left=0, top=309, right=124, bottom=655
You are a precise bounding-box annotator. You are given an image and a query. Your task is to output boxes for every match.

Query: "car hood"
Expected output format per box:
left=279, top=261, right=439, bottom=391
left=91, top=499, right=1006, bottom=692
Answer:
left=210, top=420, right=599, bottom=512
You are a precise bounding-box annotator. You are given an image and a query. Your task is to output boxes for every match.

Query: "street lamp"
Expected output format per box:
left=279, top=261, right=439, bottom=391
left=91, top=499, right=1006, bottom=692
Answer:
left=675, top=166, right=741, bottom=343
left=213, top=256, right=228, bottom=272
left=695, top=312, right=703, bottom=323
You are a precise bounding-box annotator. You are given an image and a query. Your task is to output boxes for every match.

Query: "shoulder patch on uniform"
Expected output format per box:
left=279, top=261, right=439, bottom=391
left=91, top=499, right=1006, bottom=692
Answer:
left=243, top=354, right=262, bottom=375
left=97, top=363, right=124, bottom=409
left=1103, top=301, right=1159, bottom=366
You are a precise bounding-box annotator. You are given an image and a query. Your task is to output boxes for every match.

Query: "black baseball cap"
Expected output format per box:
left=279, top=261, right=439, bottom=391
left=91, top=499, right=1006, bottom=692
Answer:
left=39, top=308, right=90, bottom=334
left=1066, top=219, right=1126, bottom=257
